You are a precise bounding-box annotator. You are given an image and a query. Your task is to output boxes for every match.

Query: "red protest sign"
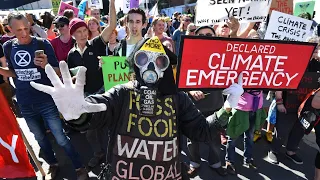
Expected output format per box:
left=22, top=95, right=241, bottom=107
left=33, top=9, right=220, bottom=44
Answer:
left=0, top=90, right=35, bottom=178
left=269, top=0, right=293, bottom=14
left=177, top=36, right=316, bottom=90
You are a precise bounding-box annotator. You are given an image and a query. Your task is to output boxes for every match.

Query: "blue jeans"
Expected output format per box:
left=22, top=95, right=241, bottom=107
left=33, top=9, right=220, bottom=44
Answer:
left=225, top=111, right=256, bottom=163
left=19, top=101, right=83, bottom=169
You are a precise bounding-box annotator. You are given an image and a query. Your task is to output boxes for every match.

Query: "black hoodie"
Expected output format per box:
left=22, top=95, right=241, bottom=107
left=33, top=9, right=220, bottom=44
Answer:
left=114, top=38, right=178, bottom=96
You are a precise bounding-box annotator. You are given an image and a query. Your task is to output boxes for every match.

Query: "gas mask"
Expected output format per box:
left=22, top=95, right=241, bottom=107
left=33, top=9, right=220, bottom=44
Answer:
left=134, top=37, right=170, bottom=86
left=133, top=36, right=171, bottom=116
left=134, top=50, right=170, bottom=85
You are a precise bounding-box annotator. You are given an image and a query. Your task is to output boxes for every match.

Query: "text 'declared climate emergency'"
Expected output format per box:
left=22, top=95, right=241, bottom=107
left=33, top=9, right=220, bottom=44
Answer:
left=177, top=38, right=316, bottom=89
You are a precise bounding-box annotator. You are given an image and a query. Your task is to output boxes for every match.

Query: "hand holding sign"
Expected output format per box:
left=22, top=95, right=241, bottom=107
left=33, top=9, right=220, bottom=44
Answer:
left=227, top=17, right=240, bottom=37
left=189, top=91, right=205, bottom=101
left=30, top=61, right=107, bottom=120
left=223, top=73, right=244, bottom=109
left=277, top=103, right=287, bottom=114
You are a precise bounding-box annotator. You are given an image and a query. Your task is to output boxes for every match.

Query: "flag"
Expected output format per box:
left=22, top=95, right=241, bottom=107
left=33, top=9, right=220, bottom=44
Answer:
left=148, top=2, right=159, bottom=16
left=0, top=90, right=35, bottom=178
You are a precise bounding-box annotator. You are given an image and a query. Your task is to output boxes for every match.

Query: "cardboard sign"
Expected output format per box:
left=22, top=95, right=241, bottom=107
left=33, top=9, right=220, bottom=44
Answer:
left=101, top=56, right=130, bottom=91
left=0, top=90, right=35, bottom=178
left=285, top=72, right=320, bottom=112
left=58, top=1, right=79, bottom=16
left=52, top=0, right=61, bottom=15
left=177, top=36, right=317, bottom=90
left=88, top=0, right=103, bottom=9
left=130, top=0, right=139, bottom=9
left=264, top=11, right=313, bottom=42
left=139, top=88, right=157, bottom=116
left=123, top=0, right=130, bottom=13
left=77, top=0, right=87, bottom=19
left=269, top=0, right=293, bottom=14
left=195, top=0, right=272, bottom=26
left=294, top=0, right=315, bottom=17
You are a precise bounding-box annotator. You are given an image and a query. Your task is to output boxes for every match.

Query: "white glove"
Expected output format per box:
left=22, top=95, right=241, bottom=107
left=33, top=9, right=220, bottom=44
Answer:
left=222, top=73, right=244, bottom=109
left=30, top=61, right=107, bottom=121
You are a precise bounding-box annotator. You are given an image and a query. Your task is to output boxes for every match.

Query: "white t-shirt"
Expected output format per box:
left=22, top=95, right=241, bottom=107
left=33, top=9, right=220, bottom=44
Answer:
left=126, top=44, right=135, bottom=58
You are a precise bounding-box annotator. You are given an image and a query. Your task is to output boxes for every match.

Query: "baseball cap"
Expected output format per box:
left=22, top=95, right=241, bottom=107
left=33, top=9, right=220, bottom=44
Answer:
left=53, top=16, right=70, bottom=25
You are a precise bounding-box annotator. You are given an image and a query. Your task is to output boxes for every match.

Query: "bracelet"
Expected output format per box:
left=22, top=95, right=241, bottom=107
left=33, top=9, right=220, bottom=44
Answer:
left=276, top=98, right=283, bottom=102
left=276, top=102, right=283, bottom=105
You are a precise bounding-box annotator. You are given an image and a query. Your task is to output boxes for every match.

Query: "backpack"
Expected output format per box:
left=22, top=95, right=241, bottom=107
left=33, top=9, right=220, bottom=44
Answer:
left=298, top=88, right=320, bottom=134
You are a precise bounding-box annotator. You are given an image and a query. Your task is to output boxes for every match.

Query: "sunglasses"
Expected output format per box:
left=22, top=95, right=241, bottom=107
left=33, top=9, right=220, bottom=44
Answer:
left=189, top=28, right=196, bottom=32
left=184, top=19, right=191, bottom=22
left=198, top=33, right=214, bottom=37
left=55, top=23, right=66, bottom=29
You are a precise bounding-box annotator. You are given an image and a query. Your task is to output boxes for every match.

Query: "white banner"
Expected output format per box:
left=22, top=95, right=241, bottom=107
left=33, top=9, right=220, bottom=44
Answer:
left=123, top=0, right=130, bottom=13
left=195, top=0, right=272, bottom=26
left=88, top=0, right=103, bottom=9
left=264, top=10, right=313, bottom=42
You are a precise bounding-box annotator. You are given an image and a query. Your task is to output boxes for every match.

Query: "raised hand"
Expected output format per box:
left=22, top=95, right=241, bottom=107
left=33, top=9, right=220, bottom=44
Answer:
left=227, top=16, right=240, bottom=37
left=30, top=61, right=107, bottom=120
left=222, top=72, right=244, bottom=109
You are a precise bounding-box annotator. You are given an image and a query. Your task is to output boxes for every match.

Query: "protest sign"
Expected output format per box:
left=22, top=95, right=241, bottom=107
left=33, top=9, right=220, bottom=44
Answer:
left=195, top=0, right=272, bottom=26
left=88, top=0, right=103, bottom=9
left=285, top=72, right=320, bottom=112
left=130, top=0, right=139, bottom=9
left=264, top=11, right=313, bottom=42
left=269, top=0, right=293, bottom=14
left=101, top=56, right=130, bottom=91
left=315, top=0, right=320, bottom=23
left=52, top=0, right=60, bottom=15
left=0, top=90, right=35, bottom=178
left=123, top=0, right=130, bottom=13
left=77, top=0, right=87, bottom=19
left=58, top=1, right=79, bottom=16
left=294, top=0, right=315, bottom=17
left=176, top=36, right=316, bottom=90
left=115, top=0, right=130, bottom=13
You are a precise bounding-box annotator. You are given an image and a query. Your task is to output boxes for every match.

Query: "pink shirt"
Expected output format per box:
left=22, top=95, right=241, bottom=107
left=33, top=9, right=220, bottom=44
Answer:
left=236, top=91, right=263, bottom=112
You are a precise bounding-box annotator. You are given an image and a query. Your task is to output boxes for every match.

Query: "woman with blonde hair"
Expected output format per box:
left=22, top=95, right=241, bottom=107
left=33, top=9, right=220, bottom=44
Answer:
left=86, top=17, right=101, bottom=40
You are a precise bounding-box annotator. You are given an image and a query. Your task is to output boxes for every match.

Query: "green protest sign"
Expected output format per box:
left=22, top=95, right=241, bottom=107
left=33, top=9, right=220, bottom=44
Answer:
left=101, top=56, right=130, bottom=91
left=52, top=0, right=60, bottom=15
left=294, top=0, right=315, bottom=17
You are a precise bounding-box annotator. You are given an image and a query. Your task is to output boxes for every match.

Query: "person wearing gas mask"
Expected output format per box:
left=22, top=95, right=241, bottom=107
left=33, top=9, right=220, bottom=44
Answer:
left=30, top=36, right=244, bottom=179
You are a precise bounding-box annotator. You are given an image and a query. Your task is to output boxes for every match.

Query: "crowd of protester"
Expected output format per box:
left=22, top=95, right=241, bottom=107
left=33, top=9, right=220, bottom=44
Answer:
left=0, top=1, right=319, bottom=180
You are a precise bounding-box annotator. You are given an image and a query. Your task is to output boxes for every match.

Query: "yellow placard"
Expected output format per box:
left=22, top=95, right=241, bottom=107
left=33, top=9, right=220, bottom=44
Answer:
left=140, top=36, right=165, bottom=54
